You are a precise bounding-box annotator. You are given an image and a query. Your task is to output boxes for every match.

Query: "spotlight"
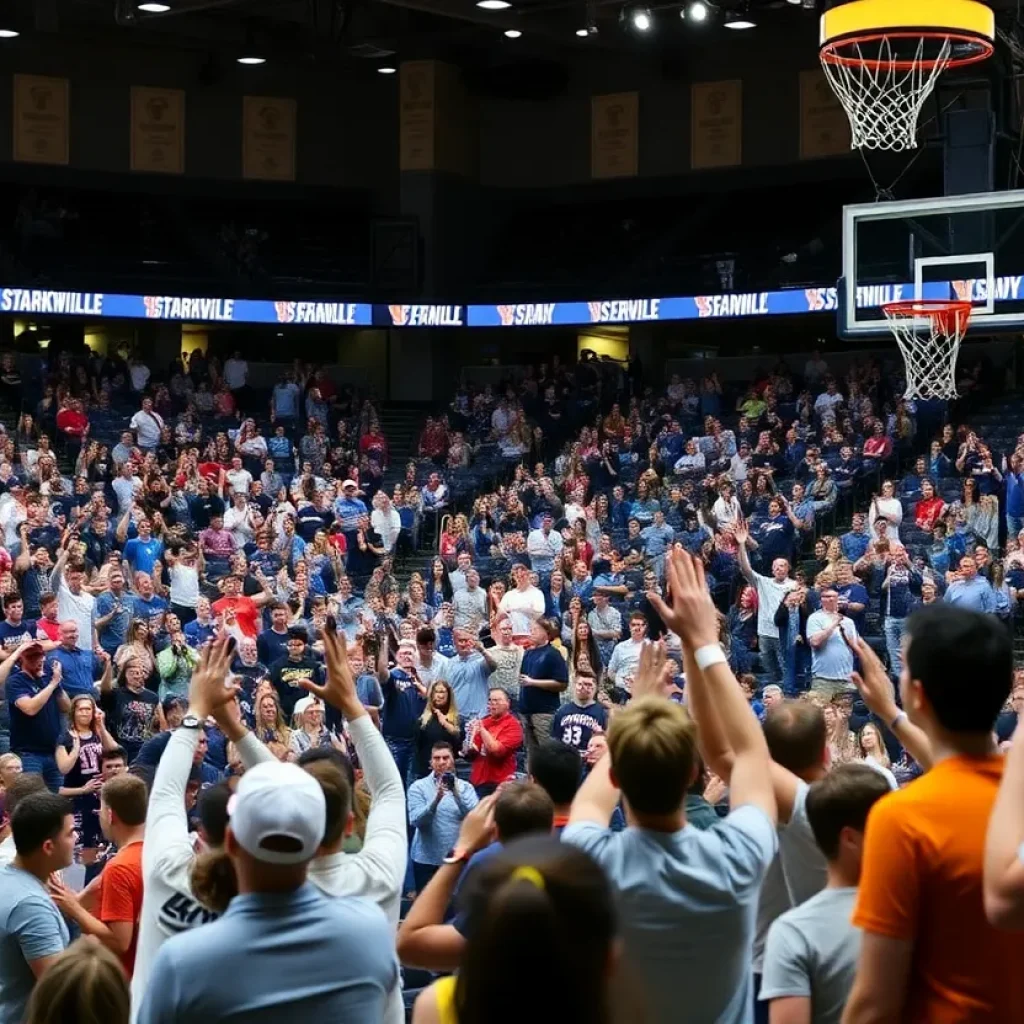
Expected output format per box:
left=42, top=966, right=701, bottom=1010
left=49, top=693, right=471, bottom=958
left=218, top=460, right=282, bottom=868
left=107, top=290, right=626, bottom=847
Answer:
left=377, top=66, right=397, bottom=74
left=476, top=0, right=511, bottom=8
left=724, top=12, right=755, bottom=28
left=576, top=27, right=589, bottom=36
left=628, top=5, right=652, bottom=31
left=237, top=55, right=266, bottom=64
left=0, top=27, right=19, bottom=36
left=137, top=2, right=169, bottom=10
left=786, top=0, right=801, bottom=4
left=504, top=27, right=522, bottom=37
left=687, top=2, right=707, bottom=22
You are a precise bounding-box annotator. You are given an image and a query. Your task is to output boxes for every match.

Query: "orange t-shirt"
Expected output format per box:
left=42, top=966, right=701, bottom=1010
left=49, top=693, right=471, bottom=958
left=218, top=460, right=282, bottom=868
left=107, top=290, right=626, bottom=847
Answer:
left=212, top=595, right=261, bottom=638
left=854, top=755, right=1024, bottom=1023
left=98, top=840, right=144, bottom=977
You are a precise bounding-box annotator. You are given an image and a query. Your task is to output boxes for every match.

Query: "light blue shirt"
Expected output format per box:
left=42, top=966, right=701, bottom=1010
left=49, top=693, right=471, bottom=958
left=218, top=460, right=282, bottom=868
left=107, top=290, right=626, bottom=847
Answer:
left=135, top=883, right=396, bottom=1024
left=0, top=865, right=70, bottom=1024
left=805, top=611, right=858, bottom=680
left=563, top=806, right=777, bottom=1024
left=407, top=774, right=479, bottom=866
left=526, top=527, right=563, bottom=573
left=640, top=523, right=675, bottom=557
left=945, top=575, right=996, bottom=613
left=444, top=652, right=491, bottom=719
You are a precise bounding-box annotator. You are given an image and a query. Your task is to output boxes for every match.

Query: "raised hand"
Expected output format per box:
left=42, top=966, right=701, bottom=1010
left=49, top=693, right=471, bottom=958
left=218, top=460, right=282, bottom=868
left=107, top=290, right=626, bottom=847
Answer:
left=455, top=793, right=498, bottom=855
left=850, top=635, right=899, bottom=720
left=300, top=629, right=362, bottom=719
left=647, top=549, right=719, bottom=652
left=188, top=636, right=239, bottom=719
left=631, top=640, right=674, bottom=701
left=733, top=517, right=749, bottom=547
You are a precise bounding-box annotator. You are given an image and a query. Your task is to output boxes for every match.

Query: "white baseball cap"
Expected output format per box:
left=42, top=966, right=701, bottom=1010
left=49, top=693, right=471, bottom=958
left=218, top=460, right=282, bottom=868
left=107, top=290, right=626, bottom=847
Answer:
left=342, top=479, right=358, bottom=490
left=227, top=761, right=325, bottom=865
left=292, top=695, right=323, bottom=717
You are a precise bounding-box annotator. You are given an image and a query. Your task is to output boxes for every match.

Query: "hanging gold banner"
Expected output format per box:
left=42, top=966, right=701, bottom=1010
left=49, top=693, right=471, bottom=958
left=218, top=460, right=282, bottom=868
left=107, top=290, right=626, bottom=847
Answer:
left=13, top=74, right=69, bottom=165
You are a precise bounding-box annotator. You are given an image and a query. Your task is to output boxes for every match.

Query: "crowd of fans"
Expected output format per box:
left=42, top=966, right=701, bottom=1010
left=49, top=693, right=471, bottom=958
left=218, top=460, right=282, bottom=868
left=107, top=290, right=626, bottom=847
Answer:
left=1, top=340, right=1024, bottom=1024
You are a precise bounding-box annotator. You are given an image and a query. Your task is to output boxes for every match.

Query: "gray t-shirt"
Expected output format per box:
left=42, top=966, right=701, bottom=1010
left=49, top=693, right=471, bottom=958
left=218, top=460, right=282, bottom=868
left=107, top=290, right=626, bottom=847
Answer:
left=753, top=780, right=829, bottom=971
left=760, top=886, right=861, bottom=1024
left=0, top=865, right=70, bottom=1024
left=563, top=805, right=777, bottom=1024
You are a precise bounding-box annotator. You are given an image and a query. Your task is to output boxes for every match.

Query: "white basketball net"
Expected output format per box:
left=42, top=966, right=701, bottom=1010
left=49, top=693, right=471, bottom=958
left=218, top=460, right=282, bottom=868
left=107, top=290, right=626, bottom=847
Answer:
left=882, top=302, right=970, bottom=400
left=821, top=36, right=953, bottom=151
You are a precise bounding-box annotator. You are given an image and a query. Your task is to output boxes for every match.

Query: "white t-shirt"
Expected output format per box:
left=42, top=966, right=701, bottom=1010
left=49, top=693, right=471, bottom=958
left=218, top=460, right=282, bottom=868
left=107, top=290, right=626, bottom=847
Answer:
left=223, top=506, right=254, bottom=549
left=168, top=563, right=200, bottom=608
left=131, top=728, right=219, bottom=1019
left=55, top=578, right=95, bottom=649
left=608, top=637, right=645, bottom=690
left=225, top=468, right=253, bottom=495
left=498, top=586, right=545, bottom=638
left=371, top=508, right=402, bottom=553
left=130, top=408, right=164, bottom=448
left=751, top=573, right=797, bottom=639
left=129, top=363, right=151, bottom=392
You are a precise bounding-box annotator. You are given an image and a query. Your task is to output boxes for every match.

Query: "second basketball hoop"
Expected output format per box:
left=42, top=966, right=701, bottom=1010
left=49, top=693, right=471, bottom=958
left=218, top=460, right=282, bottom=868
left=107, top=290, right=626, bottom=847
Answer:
left=819, top=0, right=995, bottom=152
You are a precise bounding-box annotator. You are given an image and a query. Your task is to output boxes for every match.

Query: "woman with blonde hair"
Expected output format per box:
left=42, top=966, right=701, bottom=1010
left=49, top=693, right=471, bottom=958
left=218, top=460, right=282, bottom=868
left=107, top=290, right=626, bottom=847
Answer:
left=252, top=690, right=292, bottom=761
left=0, top=751, right=22, bottom=838
left=289, top=695, right=335, bottom=758
left=415, top=680, right=463, bottom=778
left=968, top=493, right=1000, bottom=551
left=24, top=937, right=130, bottom=1024
left=114, top=619, right=156, bottom=681
left=857, top=721, right=891, bottom=770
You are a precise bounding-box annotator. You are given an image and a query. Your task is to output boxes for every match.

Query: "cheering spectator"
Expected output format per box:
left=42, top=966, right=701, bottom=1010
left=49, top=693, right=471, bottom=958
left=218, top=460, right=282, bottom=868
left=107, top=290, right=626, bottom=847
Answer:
left=467, top=687, right=523, bottom=796
left=0, top=792, right=75, bottom=1020
left=845, top=606, right=1024, bottom=1022
left=806, top=587, right=858, bottom=699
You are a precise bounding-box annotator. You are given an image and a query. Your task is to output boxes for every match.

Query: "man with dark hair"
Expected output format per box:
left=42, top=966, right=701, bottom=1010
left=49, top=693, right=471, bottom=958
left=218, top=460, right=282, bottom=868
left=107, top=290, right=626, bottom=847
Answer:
left=551, top=672, right=607, bottom=757
left=0, top=773, right=48, bottom=868
left=269, top=627, right=324, bottom=718
left=529, top=739, right=582, bottom=830
left=845, top=605, right=1024, bottom=1023
left=0, top=791, right=74, bottom=1022
left=396, top=782, right=555, bottom=971
left=407, top=742, right=478, bottom=893
left=48, top=773, right=148, bottom=977
left=761, top=764, right=890, bottom=1024
left=519, top=619, right=568, bottom=755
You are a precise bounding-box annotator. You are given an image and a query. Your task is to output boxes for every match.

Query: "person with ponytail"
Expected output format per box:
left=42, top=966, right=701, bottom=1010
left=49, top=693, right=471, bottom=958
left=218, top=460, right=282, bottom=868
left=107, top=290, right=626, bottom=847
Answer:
left=412, top=835, right=620, bottom=1024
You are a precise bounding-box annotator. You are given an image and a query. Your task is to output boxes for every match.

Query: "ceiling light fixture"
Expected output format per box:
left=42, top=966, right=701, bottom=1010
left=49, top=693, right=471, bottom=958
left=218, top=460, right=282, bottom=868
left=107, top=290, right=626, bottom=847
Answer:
left=237, top=55, right=266, bottom=64
left=377, top=65, right=397, bottom=74
left=628, top=5, right=652, bottom=31
left=0, top=27, right=20, bottom=36
left=723, top=6, right=754, bottom=28
left=576, top=26, right=590, bottom=36
left=476, top=0, right=511, bottom=8
left=137, top=2, right=169, bottom=10
left=686, top=1, right=708, bottom=22
left=504, top=27, right=522, bottom=37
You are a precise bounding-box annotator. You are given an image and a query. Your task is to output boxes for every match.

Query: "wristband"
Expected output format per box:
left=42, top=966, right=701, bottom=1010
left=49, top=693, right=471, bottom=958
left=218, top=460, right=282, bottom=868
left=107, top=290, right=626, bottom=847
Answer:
left=694, top=644, right=727, bottom=671
left=889, top=710, right=907, bottom=732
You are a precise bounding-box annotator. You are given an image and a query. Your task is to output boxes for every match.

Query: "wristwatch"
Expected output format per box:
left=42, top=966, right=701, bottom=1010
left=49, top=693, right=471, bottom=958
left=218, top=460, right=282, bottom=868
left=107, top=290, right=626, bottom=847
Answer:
left=443, top=847, right=470, bottom=866
left=180, top=715, right=202, bottom=730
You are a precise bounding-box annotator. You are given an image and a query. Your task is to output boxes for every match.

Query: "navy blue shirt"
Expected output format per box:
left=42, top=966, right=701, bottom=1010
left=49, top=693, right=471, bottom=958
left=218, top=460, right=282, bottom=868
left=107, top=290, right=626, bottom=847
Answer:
left=519, top=644, right=569, bottom=715
left=46, top=647, right=102, bottom=699
left=8, top=667, right=65, bottom=754
left=837, top=582, right=870, bottom=633
left=381, top=668, right=425, bottom=741
left=0, top=619, right=38, bottom=653
left=257, top=628, right=290, bottom=667
left=183, top=619, right=216, bottom=648
left=551, top=700, right=608, bottom=753
left=755, top=515, right=795, bottom=563
left=133, top=594, right=169, bottom=631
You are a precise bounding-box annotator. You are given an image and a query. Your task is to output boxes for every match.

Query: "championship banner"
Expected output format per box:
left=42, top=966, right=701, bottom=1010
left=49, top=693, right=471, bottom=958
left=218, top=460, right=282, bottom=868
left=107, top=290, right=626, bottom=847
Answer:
left=13, top=74, right=69, bottom=165
left=242, top=96, right=297, bottom=181
left=691, top=80, right=742, bottom=170
left=399, top=61, right=436, bottom=171
left=591, top=92, right=639, bottom=179
left=130, top=86, right=185, bottom=174
left=799, top=68, right=850, bottom=159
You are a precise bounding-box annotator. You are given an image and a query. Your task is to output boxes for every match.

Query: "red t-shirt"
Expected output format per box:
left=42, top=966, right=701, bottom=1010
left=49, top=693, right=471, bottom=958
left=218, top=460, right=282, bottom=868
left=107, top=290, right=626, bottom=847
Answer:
left=212, top=595, right=261, bottom=638
left=469, top=713, right=523, bottom=788
left=98, top=840, right=144, bottom=977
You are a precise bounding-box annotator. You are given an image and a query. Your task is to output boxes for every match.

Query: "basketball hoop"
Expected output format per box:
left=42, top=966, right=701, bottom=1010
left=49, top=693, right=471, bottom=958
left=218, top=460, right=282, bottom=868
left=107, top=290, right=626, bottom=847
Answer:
left=820, top=0, right=994, bottom=151
left=881, top=299, right=972, bottom=400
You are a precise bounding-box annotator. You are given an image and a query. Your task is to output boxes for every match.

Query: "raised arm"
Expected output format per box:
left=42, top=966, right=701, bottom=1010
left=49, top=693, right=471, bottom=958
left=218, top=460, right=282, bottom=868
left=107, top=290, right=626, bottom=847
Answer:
left=985, top=714, right=1024, bottom=928
left=733, top=519, right=758, bottom=584
left=649, top=549, right=776, bottom=823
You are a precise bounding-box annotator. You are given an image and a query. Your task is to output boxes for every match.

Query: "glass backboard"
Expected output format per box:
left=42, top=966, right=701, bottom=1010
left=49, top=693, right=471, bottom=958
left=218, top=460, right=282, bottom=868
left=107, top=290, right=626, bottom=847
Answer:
left=841, top=188, right=1024, bottom=338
